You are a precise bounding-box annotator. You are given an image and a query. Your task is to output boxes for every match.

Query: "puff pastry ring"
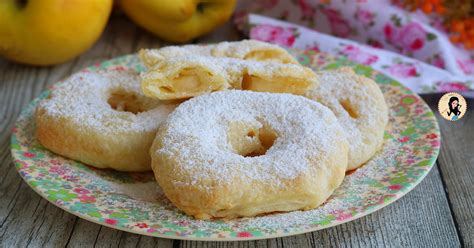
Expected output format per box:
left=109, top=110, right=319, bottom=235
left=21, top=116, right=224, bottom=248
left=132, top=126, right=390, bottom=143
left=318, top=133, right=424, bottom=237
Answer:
left=151, top=90, right=348, bottom=219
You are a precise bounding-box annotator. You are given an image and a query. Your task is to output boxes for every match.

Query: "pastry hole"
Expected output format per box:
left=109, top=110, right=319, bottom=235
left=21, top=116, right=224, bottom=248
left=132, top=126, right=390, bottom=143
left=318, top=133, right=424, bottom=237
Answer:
left=258, top=128, right=277, bottom=152
left=244, top=128, right=277, bottom=157
left=340, top=99, right=359, bottom=118
left=228, top=122, right=278, bottom=158
left=108, top=89, right=149, bottom=114
left=243, top=127, right=277, bottom=157
left=247, top=130, right=256, bottom=138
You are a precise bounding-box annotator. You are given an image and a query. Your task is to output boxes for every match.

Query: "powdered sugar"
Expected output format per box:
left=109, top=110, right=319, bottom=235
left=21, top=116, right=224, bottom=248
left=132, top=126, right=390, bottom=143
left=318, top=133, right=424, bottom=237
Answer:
left=238, top=140, right=400, bottom=229
left=304, top=68, right=388, bottom=168
left=139, top=39, right=298, bottom=68
left=155, top=90, right=346, bottom=188
left=38, top=70, right=176, bottom=134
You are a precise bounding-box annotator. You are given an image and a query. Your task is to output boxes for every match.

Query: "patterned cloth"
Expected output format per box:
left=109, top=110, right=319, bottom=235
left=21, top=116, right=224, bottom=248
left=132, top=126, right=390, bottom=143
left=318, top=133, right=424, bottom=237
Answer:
left=234, top=0, right=474, bottom=95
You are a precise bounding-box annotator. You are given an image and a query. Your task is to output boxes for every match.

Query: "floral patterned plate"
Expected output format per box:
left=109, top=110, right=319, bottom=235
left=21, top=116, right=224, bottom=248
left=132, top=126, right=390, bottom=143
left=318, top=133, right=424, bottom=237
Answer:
left=11, top=50, right=440, bottom=241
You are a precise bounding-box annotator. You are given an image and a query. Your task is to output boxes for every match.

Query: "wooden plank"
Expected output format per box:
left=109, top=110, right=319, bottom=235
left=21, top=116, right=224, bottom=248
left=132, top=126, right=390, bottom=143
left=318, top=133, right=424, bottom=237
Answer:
left=421, top=94, right=473, bottom=247
left=84, top=226, right=175, bottom=248
left=0, top=63, right=79, bottom=247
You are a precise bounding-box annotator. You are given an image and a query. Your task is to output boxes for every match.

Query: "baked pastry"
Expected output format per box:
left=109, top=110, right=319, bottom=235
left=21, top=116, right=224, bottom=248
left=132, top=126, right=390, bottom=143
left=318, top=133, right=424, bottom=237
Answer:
left=35, top=69, right=177, bottom=171
left=140, top=54, right=317, bottom=100
left=304, top=67, right=388, bottom=170
left=139, top=39, right=299, bottom=67
left=151, top=90, right=348, bottom=219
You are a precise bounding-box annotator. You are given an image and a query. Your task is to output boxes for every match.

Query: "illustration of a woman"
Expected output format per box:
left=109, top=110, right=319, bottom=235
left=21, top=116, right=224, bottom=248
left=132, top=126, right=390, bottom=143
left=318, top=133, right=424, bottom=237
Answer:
left=447, top=96, right=462, bottom=121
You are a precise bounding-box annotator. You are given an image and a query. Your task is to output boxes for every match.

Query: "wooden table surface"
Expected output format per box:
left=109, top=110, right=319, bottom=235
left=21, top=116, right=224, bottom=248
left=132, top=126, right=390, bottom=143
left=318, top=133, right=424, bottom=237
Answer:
left=1, top=13, right=473, bottom=248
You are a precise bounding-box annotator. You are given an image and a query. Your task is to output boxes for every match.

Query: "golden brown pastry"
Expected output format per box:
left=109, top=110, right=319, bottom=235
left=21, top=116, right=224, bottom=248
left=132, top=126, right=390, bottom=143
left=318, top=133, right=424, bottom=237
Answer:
left=139, top=40, right=317, bottom=100
left=151, top=90, right=348, bottom=219
left=304, top=68, right=388, bottom=170
left=140, top=54, right=317, bottom=100
left=36, top=69, right=177, bottom=171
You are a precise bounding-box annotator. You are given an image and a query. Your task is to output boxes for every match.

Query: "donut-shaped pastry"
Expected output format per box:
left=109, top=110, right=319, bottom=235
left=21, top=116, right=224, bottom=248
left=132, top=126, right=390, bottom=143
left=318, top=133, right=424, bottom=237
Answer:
left=36, top=70, right=177, bottom=171
left=151, top=90, right=348, bottom=219
left=304, top=68, right=388, bottom=171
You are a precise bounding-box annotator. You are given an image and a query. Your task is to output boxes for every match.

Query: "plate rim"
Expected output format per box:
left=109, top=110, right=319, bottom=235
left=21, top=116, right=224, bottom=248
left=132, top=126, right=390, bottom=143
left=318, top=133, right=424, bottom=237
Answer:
left=11, top=152, right=438, bottom=241
left=10, top=52, right=441, bottom=241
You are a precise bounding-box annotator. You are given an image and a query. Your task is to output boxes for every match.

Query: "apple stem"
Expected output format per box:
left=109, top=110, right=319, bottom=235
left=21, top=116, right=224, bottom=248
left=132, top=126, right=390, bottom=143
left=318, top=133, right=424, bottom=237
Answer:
left=16, top=0, right=28, bottom=9
left=196, top=3, right=205, bottom=13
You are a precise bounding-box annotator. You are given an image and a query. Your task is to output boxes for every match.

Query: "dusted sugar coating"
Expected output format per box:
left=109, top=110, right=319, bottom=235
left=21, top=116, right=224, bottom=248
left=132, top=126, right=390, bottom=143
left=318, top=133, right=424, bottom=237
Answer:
left=35, top=70, right=177, bottom=171
left=139, top=39, right=299, bottom=67
left=151, top=90, right=349, bottom=219
left=305, top=67, right=389, bottom=170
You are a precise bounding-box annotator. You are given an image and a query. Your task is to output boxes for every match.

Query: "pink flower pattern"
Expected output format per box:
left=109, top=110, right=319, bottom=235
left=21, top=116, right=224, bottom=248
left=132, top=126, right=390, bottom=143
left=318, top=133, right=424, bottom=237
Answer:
left=340, top=44, right=378, bottom=65
left=105, top=218, right=118, bottom=225
left=79, top=195, right=96, bottom=203
left=298, top=0, right=316, bottom=20
left=73, top=188, right=90, bottom=194
left=437, top=82, right=468, bottom=92
left=135, top=223, right=148, bottom=228
left=250, top=24, right=297, bottom=47
left=399, top=23, right=426, bottom=51
left=234, top=0, right=474, bottom=93
left=322, top=8, right=352, bottom=38
left=385, top=22, right=427, bottom=52
left=23, top=152, right=35, bottom=158
left=49, top=165, right=67, bottom=175
left=355, top=8, right=375, bottom=26
left=389, top=185, right=402, bottom=190
left=457, top=59, right=474, bottom=75
left=237, top=232, right=253, bottom=238
left=306, top=45, right=320, bottom=52
left=336, top=213, right=353, bottom=221
left=432, top=56, right=445, bottom=69
left=388, top=64, right=419, bottom=78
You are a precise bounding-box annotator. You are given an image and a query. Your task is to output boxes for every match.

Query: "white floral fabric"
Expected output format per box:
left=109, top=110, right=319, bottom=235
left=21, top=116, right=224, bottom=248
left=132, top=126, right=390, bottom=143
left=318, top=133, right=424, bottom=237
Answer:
left=234, top=0, right=474, bottom=95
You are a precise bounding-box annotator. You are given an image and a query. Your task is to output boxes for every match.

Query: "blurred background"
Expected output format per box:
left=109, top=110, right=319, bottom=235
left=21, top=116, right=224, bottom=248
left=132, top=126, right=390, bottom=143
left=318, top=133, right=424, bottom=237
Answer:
left=0, top=0, right=473, bottom=95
